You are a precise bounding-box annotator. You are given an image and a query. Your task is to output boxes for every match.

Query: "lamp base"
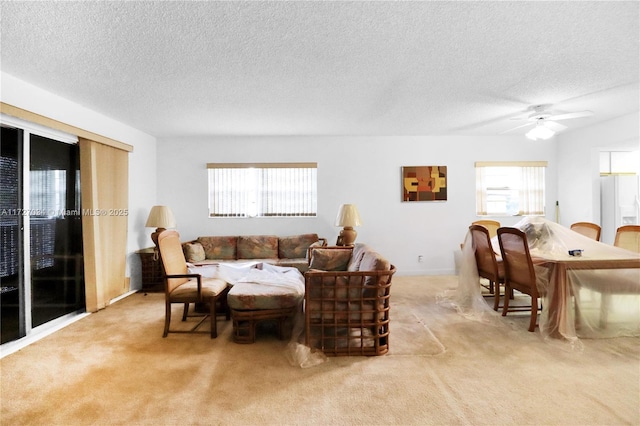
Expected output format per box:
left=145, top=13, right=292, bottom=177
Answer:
left=150, top=227, right=166, bottom=247
left=339, top=226, right=357, bottom=246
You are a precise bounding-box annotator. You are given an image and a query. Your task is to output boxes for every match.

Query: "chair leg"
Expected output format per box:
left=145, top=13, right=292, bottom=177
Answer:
left=182, top=303, right=189, bottom=321
left=502, top=285, right=510, bottom=316
left=163, top=300, right=171, bottom=338
left=493, top=282, right=500, bottom=311
left=210, top=296, right=218, bottom=339
left=528, top=296, right=538, bottom=332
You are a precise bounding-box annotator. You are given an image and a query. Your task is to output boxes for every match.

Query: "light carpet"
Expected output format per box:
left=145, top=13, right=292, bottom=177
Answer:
left=1, top=275, right=638, bottom=425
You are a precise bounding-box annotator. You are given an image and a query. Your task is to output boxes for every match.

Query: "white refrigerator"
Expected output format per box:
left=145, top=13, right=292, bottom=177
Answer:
left=600, top=175, right=640, bottom=244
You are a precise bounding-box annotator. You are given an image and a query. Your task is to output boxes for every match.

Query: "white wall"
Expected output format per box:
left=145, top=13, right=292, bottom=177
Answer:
left=1, top=72, right=158, bottom=290
left=556, top=112, right=640, bottom=229
left=158, top=135, right=557, bottom=275
left=5, top=70, right=635, bottom=278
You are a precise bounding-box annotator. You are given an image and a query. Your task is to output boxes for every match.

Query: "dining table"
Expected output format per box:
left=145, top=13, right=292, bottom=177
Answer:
left=531, top=250, right=640, bottom=340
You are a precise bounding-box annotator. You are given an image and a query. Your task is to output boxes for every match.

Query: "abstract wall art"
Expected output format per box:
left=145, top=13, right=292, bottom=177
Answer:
left=402, top=166, right=447, bottom=202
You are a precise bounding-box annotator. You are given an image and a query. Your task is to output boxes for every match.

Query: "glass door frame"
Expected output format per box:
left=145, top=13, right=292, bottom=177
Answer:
left=1, top=114, right=84, bottom=352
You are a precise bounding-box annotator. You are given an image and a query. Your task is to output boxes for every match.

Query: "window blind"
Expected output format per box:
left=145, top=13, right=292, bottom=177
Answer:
left=208, top=163, right=317, bottom=217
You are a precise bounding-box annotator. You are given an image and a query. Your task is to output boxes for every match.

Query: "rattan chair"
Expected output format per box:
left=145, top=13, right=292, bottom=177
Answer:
left=570, top=222, right=601, bottom=241
left=469, top=224, right=505, bottom=310
left=158, top=230, right=230, bottom=338
left=472, top=219, right=500, bottom=239
left=497, top=227, right=542, bottom=332
left=614, top=225, right=640, bottom=253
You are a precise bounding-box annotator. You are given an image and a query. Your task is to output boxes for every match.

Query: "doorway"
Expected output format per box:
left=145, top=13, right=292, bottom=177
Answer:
left=1, top=124, right=85, bottom=345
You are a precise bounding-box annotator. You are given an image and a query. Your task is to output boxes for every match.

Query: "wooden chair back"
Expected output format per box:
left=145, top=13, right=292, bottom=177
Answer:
left=614, top=225, right=640, bottom=253
left=497, top=227, right=541, bottom=331
left=470, top=224, right=504, bottom=310
left=157, top=230, right=189, bottom=293
left=497, top=228, right=537, bottom=296
left=570, top=222, right=601, bottom=241
left=472, top=219, right=500, bottom=239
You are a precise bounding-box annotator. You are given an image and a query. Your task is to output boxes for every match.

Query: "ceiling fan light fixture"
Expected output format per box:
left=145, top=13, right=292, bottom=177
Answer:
left=525, top=123, right=555, bottom=140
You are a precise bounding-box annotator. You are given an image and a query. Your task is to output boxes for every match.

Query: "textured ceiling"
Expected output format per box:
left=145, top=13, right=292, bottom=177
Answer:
left=1, top=1, right=638, bottom=138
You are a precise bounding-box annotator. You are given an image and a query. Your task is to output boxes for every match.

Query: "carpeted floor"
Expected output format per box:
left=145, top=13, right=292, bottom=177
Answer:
left=1, top=275, right=638, bottom=425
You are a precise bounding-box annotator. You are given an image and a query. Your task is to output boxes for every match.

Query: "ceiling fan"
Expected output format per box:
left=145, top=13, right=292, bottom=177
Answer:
left=502, top=105, right=594, bottom=140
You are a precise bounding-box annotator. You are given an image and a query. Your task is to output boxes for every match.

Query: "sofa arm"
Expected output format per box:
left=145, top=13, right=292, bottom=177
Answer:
left=304, top=266, right=396, bottom=302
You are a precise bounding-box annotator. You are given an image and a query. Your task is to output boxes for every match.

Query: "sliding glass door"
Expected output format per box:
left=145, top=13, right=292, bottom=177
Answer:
left=1, top=127, right=24, bottom=343
left=1, top=123, right=85, bottom=345
left=29, top=134, right=84, bottom=327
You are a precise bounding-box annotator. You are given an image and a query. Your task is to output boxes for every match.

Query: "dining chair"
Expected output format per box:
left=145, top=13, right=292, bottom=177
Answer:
left=497, top=227, right=542, bottom=332
left=472, top=219, right=501, bottom=239
left=570, top=222, right=601, bottom=241
left=614, top=225, right=640, bottom=253
left=158, top=230, right=230, bottom=338
left=469, top=224, right=505, bottom=311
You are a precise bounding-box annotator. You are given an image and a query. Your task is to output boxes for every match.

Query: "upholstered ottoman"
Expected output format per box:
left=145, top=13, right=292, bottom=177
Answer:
left=228, top=281, right=302, bottom=343
left=218, top=263, right=305, bottom=343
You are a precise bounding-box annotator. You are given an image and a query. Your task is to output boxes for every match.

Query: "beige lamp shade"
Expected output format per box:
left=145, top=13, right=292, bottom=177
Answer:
left=146, top=205, right=176, bottom=246
left=335, top=204, right=362, bottom=246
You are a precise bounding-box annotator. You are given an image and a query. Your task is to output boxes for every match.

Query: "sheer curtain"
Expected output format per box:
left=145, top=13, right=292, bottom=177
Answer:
left=475, top=167, right=488, bottom=215
left=519, top=166, right=545, bottom=215
left=475, top=161, right=546, bottom=216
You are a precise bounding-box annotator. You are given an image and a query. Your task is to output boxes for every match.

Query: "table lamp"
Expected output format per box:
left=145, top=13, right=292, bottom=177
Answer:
left=335, top=204, right=362, bottom=246
left=145, top=205, right=176, bottom=247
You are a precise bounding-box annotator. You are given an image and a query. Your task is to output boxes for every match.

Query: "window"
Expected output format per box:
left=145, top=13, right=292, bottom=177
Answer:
left=475, top=161, right=547, bottom=216
left=207, top=163, right=317, bottom=217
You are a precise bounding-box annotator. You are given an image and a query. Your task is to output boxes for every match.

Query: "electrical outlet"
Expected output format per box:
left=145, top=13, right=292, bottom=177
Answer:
left=418, top=255, right=424, bottom=263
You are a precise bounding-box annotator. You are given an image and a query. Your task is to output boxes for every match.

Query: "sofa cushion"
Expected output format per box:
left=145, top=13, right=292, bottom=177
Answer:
left=197, top=236, right=237, bottom=260
left=278, top=233, right=319, bottom=259
left=237, top=235, right=279, bottom=259
left=309, top=248, right=352, bottom=271
left=183, top=242, right=206, bottom=262
left=276, top=258, right=310, bottom=273
left=306, top=240, right=325, bottom=260
left=228, top=282, right=302, bottom=310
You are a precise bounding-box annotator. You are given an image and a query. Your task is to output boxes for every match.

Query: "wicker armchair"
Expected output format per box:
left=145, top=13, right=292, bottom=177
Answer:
left=304, top=245, right=396, bottom=356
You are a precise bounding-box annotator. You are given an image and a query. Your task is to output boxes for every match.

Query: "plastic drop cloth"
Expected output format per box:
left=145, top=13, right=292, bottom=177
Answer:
left=188, top=262, right=327, bottom=367
left=440, top=217, right=640, bottom=346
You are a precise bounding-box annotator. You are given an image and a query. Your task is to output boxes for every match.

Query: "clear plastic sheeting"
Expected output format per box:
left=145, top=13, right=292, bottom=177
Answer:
left=437, top=231, right=500, bottom=323
left=443, top=217, right=640, bottom=346
left=188, top=262, right=327, bottom=367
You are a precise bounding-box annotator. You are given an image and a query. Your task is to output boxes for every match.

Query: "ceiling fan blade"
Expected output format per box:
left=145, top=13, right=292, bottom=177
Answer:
left=500, top=122, right=535, bottom=134
left=548, top=111, right=594, bottom=121
left=545, top=121, right=568, bottom=132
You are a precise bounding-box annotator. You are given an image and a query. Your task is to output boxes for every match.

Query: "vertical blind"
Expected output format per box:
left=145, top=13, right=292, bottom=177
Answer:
left=0, top=154, right=19, bottom=277
left=208, top=163, right=317, bottom=217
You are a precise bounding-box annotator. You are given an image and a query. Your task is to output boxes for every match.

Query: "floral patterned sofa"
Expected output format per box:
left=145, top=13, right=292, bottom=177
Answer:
left=182, top=234, right=326, bottom=343
left=304, top=244, right=396, bottom=356
left=183, top=233, right=326, bottom=273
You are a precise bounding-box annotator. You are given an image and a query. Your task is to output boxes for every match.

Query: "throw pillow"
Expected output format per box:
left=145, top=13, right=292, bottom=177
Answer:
left=183, top=242, right=206, bottom=262
left=309, top=248, right=352, bottom=271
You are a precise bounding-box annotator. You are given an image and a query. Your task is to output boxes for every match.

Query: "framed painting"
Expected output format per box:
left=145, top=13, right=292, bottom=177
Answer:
left=402, top=166, right=447, bottom=202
